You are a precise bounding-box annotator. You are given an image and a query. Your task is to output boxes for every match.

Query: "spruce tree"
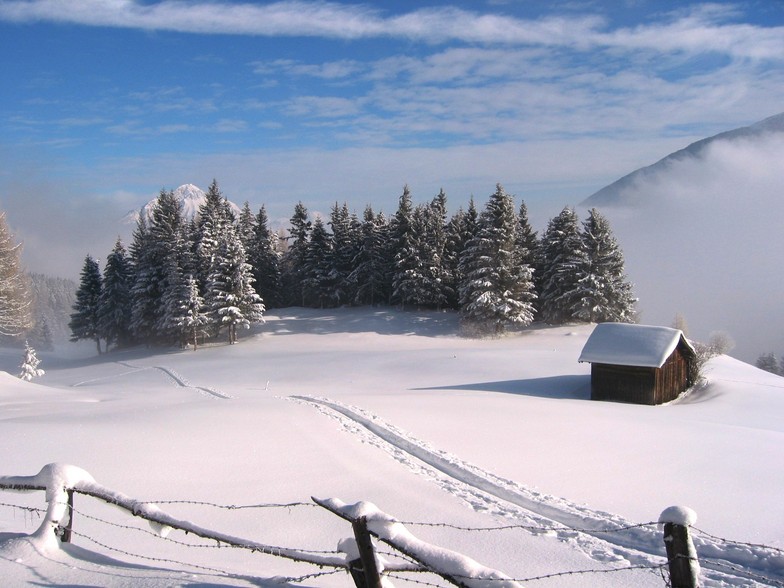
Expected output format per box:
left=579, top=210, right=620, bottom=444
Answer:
left=537, top=207, right=587, bottom=324
left=573, top=208, right=636, bottom=323
left=237, top=201, right=257, bottom=253
left=458, top=184, right=536, bottom=334
left=403, top=201, right=447, bottom=309
left=443, top=198, right=479, bottom=310
left=128, top=214, right=158, bottom=343
left=163, top=274, right=209, bottom=349
left=350, top=205, right=388, bottom=306
left=69, top=255, right=103, bottom=353
left=0, top=212, right=32, bottom=337
left=515, top=201, right=538, bottom=268
left=755, top=353, right=782, bottom=376
left=390, top=185, right=418, bottom=309
left=248, top=205, right=282, bottom=308
left=195, top=179, right=235, bottom=294
left=328, top=202, right=358, bottom=306
left=281, top=202, right=311, bottom=306
left=205, top=227, right=265, bottom=344
left=97, top=238, right=133, bottom=350
left=302, top=217, right=337, bottom=308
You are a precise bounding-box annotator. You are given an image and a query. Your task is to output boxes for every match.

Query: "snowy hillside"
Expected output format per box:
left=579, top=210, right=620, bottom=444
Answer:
left=576, top=113, right=784, bottom=363
left=0, top=308, right=782, bottom=586
left=123, top=183, right=243, bottom=225
left=582, top=112, right=784, bottom=207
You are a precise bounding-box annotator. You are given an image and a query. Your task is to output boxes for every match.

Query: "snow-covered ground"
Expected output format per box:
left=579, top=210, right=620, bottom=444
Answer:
left=0, top=308, right=782, bottom=587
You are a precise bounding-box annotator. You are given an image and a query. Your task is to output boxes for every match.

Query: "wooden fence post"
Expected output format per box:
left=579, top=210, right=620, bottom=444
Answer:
left=59, top=489, right=74, bottom=543
left=660, top=506, right=699, bottom=588
left=349, top=515, right=383, bottom=588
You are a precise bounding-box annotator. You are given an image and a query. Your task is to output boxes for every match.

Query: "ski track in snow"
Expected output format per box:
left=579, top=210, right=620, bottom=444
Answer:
left=72, top=361, right=232, bottom=400
left=291, top=395, right=784, bottom=587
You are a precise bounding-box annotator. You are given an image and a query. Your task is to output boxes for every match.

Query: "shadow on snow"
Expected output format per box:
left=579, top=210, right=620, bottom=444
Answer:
left=413, top=374, right=591, bottom=400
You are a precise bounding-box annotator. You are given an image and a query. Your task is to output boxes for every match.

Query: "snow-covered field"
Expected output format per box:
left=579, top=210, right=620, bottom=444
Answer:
left=0, top=308, right=782, bottom=587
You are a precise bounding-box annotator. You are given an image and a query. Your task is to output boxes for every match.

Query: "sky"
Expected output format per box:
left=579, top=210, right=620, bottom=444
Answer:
left=0, top=1, right=783, bottom=355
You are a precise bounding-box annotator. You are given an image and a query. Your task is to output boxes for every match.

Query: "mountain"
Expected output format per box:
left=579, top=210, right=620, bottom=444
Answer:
left=575, top=112, right=784, bottom=363
left=582, top=112, right=784, bottom=207
left=122, top=183, right=243, bottom=225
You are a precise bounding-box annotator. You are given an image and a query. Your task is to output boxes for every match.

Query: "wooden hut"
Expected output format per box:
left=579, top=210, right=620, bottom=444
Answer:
left=578, top=323, right=696, bottom=405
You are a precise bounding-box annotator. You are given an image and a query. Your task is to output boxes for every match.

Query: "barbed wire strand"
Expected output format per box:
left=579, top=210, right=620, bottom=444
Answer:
left=64, top=502, right=343, bottom=556
left=69, top=527, right=255, bottom=577
left=702, top=558, right=784, bottom=587
left=397, top=519, right=660, bottom=534
left=69, top=527, right=339, bottom=586
left=385, top=572, right=449, bottom=587
left=135, top=499, right=317, bottom=510
left=691, top=526, right=784, bottom=555
left=286, top=567, right=346, bottom=583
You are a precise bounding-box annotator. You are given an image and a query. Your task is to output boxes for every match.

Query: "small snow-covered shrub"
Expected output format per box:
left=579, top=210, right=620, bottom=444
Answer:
left=18, top=341, right=45, bottom=381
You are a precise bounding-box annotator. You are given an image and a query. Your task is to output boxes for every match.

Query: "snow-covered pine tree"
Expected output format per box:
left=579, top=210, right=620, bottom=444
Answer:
left=350, top=205, right=388, bottom=306
left=135, top=189, right=187, bottom=343
left=163, top=273, right=209, bottom=349
left=247, top=205, right=281, bottom=308
left=97, top=238, right=133, bottom=350
left=280, top=201, right=311, bottom=306
left=572, top=208, right=636, bottom=323
left=755, top=352, right=781, bottom=375
left=417, top=190, right=450, bottom=309
left=515, top=201, right=538, bottom=268
left=237, top=201, right=256, bottom=253
left=18, top=341, right=44, bottom=381
left=128, top=213, right=158, bottom=343
left=537, top=207, right=587, bottom=325
left=328, top=202, right=358, bottom=306
left=442, top=198, right=479, bottom=310
left=302, top=217, right=337, bottom=308
left=30, top=316, right=54, bottom=351
left=69, top=255, right=103, bottom=353
left=194, top=179, right=235, bottom=294
left=458, top=184, right=536, bottom=334
left=390, top=185, right=419, bottom=309
left=0, top=212, right=32, bottom=337
left=205, top=226, right=265, bottom=344
left=404, top=200, right=448, bottom=309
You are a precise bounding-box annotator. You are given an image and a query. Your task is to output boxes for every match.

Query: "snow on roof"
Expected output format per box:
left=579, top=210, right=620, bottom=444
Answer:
left=578, top=323, right=693, bottom=368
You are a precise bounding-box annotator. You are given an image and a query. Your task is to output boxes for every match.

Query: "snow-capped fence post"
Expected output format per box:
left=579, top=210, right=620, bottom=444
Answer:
left=659, top=506, right=700, bottom=588
left=349, top=515, right=383, bottom=588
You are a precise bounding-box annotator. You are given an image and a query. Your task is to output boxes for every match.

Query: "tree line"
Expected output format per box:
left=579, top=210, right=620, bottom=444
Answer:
left=69, top=181, right=636, bottom=351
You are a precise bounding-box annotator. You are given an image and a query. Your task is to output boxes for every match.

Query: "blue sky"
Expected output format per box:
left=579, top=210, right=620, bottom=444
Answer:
left=0, top=0, right=782, bottom=276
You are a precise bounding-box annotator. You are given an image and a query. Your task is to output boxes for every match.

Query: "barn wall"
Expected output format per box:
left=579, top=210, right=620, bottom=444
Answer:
left=654, top=346, right=692, bottom=403
left=591, top=364, right=657, bottom=405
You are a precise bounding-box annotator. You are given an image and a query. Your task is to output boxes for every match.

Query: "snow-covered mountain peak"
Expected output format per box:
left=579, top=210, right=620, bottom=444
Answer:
left=173, top=183, right=206, bottom=202
left=122, top=184, right=242, bottom=225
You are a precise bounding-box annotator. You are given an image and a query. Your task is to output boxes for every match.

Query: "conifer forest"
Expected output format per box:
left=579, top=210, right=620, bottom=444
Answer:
left=70, top=181, right=636, bottom=350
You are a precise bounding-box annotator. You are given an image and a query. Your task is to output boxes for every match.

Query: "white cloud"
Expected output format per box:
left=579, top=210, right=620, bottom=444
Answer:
left=213, top=118, right=248, bottom=133
left=2, top=1, right=782, bottom=60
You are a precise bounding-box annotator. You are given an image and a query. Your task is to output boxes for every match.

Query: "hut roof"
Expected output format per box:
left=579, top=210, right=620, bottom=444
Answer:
left=578, top=323, right=694, bottom=368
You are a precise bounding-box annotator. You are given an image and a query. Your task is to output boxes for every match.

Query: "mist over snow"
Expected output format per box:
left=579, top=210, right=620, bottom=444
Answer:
left=581, top=127, right=784, bottom=361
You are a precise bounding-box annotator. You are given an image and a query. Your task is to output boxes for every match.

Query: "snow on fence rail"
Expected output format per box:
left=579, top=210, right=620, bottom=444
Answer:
left=1, top=463, right=783, bottom=587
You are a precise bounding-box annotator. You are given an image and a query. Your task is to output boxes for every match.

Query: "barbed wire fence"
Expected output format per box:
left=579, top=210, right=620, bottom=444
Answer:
left=1, top=477, right=783, bottom=587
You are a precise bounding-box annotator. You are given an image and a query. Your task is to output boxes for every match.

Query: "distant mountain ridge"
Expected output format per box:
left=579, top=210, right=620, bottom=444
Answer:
left=582, top=112, right=784, bottom=207
left=123, top=184, right=243, bottom=224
